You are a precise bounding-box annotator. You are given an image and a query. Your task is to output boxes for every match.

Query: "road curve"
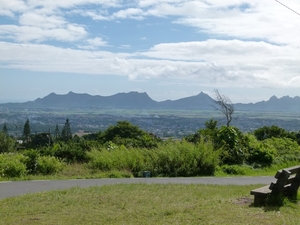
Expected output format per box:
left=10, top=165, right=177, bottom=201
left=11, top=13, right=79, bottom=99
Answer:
left=0, top=176, right=275, bottom=200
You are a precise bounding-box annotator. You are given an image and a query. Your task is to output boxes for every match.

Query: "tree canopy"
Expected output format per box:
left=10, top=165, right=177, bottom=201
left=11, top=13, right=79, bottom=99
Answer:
left=61, top=119, right=72, bottom=142
left=23, top=119, right=31, bottom=142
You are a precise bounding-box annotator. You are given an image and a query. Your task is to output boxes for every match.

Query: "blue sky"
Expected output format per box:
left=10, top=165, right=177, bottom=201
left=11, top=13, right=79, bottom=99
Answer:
left=1, top=0, right=300, bottom=103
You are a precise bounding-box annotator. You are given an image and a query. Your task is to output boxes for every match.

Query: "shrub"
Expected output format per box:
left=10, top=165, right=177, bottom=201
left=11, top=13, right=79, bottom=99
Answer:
left=52, top=142, right=88, bottom=163
left=246, top=135, right=276, bottom=168
left=87, top=140, right=219, bottom=177
left=263, top=137, right=300, bottom=164
left=0, top=132, right=15, bottom=153
left=217, top=126, right=249, bottom=165
left=150, top=140, right=219, bottom=177
left=221, top=164, right=252, bottom=175
left=37, top=156, right=65, bottom=175
left=99, top=121, right=160, bottom=148
left=0, top=153, right=27, bottom=178
left=22, top=149, right=39, bottom=174
left=87, top=145, right=145, bottom=175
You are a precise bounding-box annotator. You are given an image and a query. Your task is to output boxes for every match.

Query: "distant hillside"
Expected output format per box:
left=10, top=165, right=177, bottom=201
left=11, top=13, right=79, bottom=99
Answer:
left=1, top=91, right=300, bottom=112
left=0, top=91, right=215, bottom=110
left=235, top=95, right=300, bottom=112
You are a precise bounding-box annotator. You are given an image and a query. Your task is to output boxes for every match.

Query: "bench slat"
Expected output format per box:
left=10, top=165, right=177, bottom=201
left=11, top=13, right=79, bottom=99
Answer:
left=284, top=165, right=300, bottom=174
left=250, top=185, right=271, bottom=196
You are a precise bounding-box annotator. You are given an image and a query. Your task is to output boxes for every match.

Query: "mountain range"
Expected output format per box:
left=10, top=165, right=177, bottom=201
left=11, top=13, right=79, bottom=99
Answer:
left=1, top=91, right=300, bottom=112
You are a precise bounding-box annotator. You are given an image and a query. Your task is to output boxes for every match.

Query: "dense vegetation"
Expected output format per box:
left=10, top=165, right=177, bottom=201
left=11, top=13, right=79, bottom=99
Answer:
left=1, top=119, right=300, bottom=179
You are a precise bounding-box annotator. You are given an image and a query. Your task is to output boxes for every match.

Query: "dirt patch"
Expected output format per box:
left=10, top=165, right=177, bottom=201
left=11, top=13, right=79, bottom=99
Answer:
left=234, top=196, right=253, bottom=206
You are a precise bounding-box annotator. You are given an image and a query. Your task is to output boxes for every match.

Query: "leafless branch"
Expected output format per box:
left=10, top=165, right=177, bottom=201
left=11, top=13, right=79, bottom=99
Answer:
left=213, top=89, right=234, bottom=127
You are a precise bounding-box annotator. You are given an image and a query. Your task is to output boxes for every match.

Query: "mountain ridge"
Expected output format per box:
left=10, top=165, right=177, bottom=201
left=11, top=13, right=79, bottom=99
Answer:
left=1, top=91, right=300, bottom=112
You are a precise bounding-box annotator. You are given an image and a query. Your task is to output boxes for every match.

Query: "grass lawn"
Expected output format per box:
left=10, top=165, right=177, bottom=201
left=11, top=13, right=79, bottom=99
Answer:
left=0, top=184, right=299, bottom=225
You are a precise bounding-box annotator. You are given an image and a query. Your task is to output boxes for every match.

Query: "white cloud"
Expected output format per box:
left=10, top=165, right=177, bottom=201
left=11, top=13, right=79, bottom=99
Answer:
left=111, top=8, right=145, bottom=20
left=78, top=37, right=108, bottom=49
left=73, top=10, right=109, bottom=20
left=19, top=12, right=67, bottom=29
left=1, top=38, right=300, bottom=91
left=0, top=24, right=87, bottom=42
left=0, top=0, right=28, bottom=17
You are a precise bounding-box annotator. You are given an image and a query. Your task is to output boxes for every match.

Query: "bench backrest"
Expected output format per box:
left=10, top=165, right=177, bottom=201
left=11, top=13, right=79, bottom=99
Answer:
left=269, top=165, right=300, bottom=197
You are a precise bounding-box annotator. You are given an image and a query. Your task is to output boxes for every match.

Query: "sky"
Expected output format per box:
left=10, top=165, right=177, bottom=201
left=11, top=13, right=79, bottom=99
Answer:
left=0, top=0, right=300, bottom=104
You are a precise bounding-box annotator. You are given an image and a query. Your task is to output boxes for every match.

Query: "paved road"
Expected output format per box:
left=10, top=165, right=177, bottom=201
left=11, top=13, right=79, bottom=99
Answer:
left=0, top=176, right=275, bottom=200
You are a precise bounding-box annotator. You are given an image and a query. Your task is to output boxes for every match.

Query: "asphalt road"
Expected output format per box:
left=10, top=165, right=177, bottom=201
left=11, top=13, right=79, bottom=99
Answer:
left=0, top=176, right=275, bottom=200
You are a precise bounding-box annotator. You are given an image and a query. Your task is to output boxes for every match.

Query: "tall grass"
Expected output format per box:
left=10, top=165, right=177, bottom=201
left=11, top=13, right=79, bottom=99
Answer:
left=87, top=140, right=219, bottom=177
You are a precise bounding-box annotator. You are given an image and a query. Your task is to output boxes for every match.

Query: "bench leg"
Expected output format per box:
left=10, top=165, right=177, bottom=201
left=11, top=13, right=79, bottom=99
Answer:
left=254, top=195, right=267, bottom=206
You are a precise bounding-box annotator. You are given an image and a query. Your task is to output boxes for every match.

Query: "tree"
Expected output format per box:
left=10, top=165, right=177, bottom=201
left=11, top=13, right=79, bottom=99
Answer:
left=0, top=131, right=15, bottom=153
left=61, top=119, right=72, bottom=142
left=2, top=123, right=8, bottom=136
left=23, top=119, right=31, bottom=142
left=213, top=89, right=234, bottom=127
left=254, top=125, right=288, bottom=141
left=185, top=119, right=219, bottom=144
left=54, top=124, right=60, bottom=140
left=100, top=121, right=160, bottom=148
left=30, top=132, right=53, bottom=149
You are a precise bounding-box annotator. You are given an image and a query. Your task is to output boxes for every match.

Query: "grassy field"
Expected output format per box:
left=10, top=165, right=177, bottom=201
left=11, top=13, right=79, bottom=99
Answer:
left=0, top=184, right=299, bottom=225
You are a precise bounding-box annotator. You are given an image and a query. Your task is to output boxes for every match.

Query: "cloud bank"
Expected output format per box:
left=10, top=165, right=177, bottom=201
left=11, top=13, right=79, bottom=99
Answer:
left=1, top=0, right=300, bottom=95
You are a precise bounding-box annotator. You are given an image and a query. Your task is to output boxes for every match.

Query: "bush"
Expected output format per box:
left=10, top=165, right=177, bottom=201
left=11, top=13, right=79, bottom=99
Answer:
left=217, top=126, right=248, bottom=165
left=99, top=121, right=160, bottom=148
left=37, top=156, right=65, bottom=175
left=87, top=145, right=145, bottom=176
left=0, top=132, right=15, bottom=153
left=246, top=135, right=276, bottom=168
left=263, top=137, right=300, bottom=164
left=22, top=149, right=39, bottom=174
left=0, top=153, right=27, bottom=178
left=52, top=142, right=89, bottom=163
left=221, top=164, right=252, bottom=175
left=149, top=140, right=219, bottom=177
left=87, top=140, right=219, bottom=177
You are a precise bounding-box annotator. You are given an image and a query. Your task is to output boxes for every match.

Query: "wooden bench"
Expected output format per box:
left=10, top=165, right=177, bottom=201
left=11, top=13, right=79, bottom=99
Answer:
left=250, top=165, right=300, bottom=206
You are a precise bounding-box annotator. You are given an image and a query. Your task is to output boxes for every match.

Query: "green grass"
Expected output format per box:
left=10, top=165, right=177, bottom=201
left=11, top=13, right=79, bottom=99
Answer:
left=0, top=184, right=299, bottom=225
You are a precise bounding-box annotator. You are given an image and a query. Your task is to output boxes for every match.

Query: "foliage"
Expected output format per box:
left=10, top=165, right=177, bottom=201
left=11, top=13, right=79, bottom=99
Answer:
left=29, top=132, right=53, bottom=149
left=262, top=137, right=300, bottom=164
left=253, top=125, right=291, bottom=141
left=61, top=118, right=72, bottom=142
left=0, top=153, right=27, bottom=178
left=220, top=164, right=253, bottom=175
left=99, top=121, right=160, bottom=148
left=0, top=131, right=15, bottom=153
left=54, top=124, right=61, bottom=140
left=153, top=140, right=219, bottom=176
left=22, top=149, right=39, bottom=174
left=52, top=142, right=89, bottom=163
left=185, top=119, right=218, bottom=145
left=2, top=123, right=8, bottom=136
left=36, top=156, right=65, bottom=175
left=22, top=119, right=31, bottom=142
left=217, top=126, right=249, bottom=165
left=82, top=131, right=101, bottom=141
left=246, top=134, right=276, bottom=168
left=87, top=140, right=219, bottom=177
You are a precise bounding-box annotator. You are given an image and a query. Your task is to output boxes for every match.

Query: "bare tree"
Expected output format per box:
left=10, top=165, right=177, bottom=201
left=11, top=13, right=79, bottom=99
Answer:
left=213, top=89, right=234, bottom=127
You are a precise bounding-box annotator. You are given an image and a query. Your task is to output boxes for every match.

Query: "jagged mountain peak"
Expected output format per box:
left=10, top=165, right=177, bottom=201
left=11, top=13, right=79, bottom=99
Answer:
left=2, top=91, right=300, bottom=112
